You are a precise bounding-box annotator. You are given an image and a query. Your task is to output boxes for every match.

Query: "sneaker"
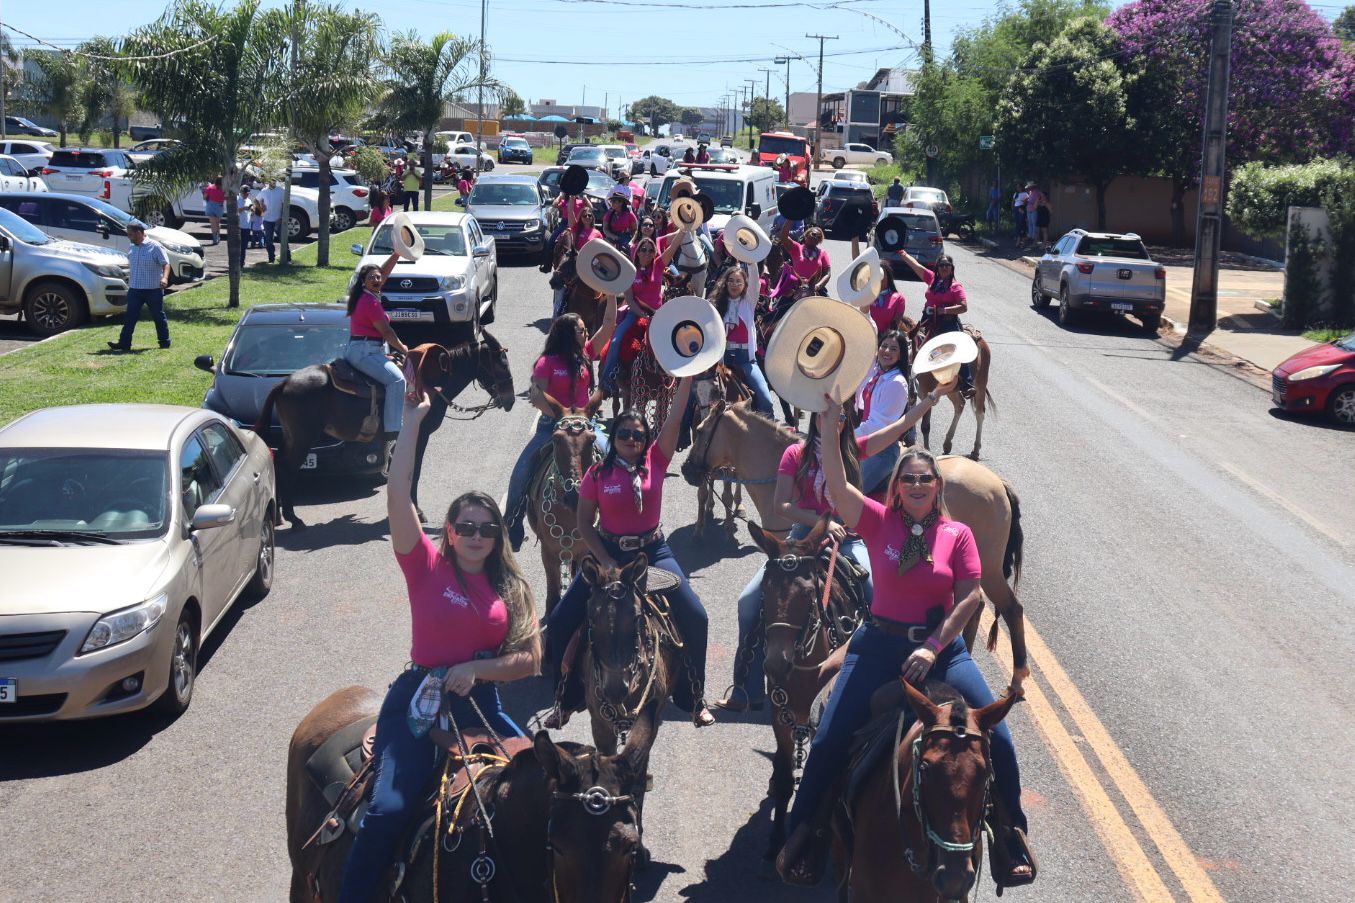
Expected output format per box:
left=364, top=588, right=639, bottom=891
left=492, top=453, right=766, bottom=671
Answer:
left=159, top=342, right=172, bottom=349
left=106, top=342, right=129, bottom=352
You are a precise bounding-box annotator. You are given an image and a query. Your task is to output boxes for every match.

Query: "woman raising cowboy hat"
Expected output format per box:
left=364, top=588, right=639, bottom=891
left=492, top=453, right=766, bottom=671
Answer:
left=897, top=249, right=974, bottom=397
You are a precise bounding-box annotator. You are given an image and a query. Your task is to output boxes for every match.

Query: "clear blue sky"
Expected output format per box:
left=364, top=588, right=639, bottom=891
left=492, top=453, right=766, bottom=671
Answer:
left=5, top=0, right=1346, bottom=119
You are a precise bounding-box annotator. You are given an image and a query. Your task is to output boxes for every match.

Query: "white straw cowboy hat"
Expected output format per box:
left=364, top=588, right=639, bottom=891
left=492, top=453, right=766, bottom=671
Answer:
left=836, top=246, right=884, bottom=309
left=648, top=295, right=726, bottom=377
left=387, top=212, right=425, bottom=262
left=671, top=195, right=704, bottom=231
left=765, top=296, right=877, bottom=412
left=722, top=214, right=772, bottom=264
left=913, top=330, right=978, bottom=385
left=576, top=239, right=637, bottom=295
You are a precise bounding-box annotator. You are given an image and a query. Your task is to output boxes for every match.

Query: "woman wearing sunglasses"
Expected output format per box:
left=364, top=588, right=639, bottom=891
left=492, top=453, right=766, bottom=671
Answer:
left=544, top=379, right=716, bottom=729
left=601, top=234, right=681, bottom=394
left=777, top=396, right=1032, bottom=889
left=339, top=392, right=540, bottom=903
left=899, top=250, right=973, bottom=397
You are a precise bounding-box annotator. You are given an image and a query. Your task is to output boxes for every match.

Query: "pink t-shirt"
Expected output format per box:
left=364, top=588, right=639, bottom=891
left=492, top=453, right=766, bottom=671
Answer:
left=573, top=226, right=604, bottom=247
left=580, top=443, right=671, bottom=536
left=558, top=195, right=589, bottom=221
left=350, top=290, right=388, bottom=338
left=395, top=532, right=510, bottom=668
left=457, top=178, right=472, bottom=198
left=604, top=208, right=638, bottom=240
left=777, top=437, right=870, bottom=516
left=869, top=291, right=906, bottom=333
left=203, top=184, right=226, bottom=204
left=532, top=339, right=596, bottom=410
left=855, top=498, right=982, bottom=623
left=786, top=240, right=830, bottom=281
left=369, top=204, right=392, bottom=227
left=631, top=255, right=665, bottom=310
left=919, top=267, right=967, bottom=312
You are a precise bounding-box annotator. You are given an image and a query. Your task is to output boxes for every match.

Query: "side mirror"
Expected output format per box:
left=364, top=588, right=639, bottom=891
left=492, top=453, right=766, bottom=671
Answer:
left=472, top=244, right=491, bottom=259
left=1045, top=245, right=1057, bottom=255
left=193, top=354, right=215, bottom=373
left=190, top=503, right=235, bottom=531
left=97, top=221, right=111, bottom=238
left=747, top=203, right=762, bottom=219
left=350, top=243, right=364, bottom=255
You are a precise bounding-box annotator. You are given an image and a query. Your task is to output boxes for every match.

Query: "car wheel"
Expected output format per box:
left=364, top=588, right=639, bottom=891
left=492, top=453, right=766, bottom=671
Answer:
left=150, top=610, right=197, bottom=718
left=331, top=207, right=355, bottom=233
left=483, top=159, right=494, bottom=171
left=1327, top=384, right=1355, bottom=425
left=289, top=207, right=311, bottom=240
left=1139, top=313, right=1161, bottom=332
left=1058, top=285, right=1078, bottom=326
left=141, top=207, right=168, bottom=229
left=832, top=157, right=846, bottom=169
left=243, top=514, right=275, bottom=600
left=876, top=158, right=889, bottom=166
left=1031, top=274, right=1051, bottom=308
left=650, top=164, right=657, bottom=176
left=24, top=281, right=88, bottom=337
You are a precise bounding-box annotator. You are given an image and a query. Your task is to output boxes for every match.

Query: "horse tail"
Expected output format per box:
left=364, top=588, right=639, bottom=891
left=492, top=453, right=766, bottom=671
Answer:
left=983, top=387, right=997, bottom=416
left=252, top=382, right=286, bottom=435
left=990, top=480, right=1024, bottom=652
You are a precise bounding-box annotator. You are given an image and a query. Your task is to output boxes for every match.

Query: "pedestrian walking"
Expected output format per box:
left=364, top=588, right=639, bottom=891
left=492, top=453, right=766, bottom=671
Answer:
left=886, top=177, right=905, bottom=206
left=258, top=177, right=284, bottom=263
left=456, top=168, right=472, bottom=207
left=369, top=188, right=393, bottom=229
left=107, top=222, right=171, bottom=352
left=402, top=163, right=422, bottom=212
left=1012, top=185, right=1028, bottom=245
left=1036, top=191, right=1052, bottom=245
left=202, top=178, right=226, bottom=245
left=237, top=186, right=254, bottom=266
left=1023, top=181, right=1043, bottom=244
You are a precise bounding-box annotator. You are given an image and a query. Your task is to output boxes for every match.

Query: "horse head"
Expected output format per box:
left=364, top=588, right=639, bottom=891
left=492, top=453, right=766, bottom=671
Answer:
left=475, top=330, right=516, bottom=411
left=546, top=392, right=603, bottom=508
left=900, top=680, right=1020, bottom=899
left=747, top=519, right=829, bottom=686
left=534, top=730, right=642, bottom=903
left=580, top=554, right=649, bottom=708
left=681, top=397, right=741, bottom=487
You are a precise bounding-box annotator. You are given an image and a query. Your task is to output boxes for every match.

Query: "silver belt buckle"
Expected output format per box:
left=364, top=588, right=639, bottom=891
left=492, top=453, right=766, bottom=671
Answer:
left=619, top=535, right=640, bottom=552
left=908, top=625, right=929, bottom=643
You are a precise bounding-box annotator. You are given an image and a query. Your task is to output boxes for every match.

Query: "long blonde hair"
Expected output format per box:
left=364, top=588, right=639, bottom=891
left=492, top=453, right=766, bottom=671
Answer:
left=886, top=447, right=949, bottom=518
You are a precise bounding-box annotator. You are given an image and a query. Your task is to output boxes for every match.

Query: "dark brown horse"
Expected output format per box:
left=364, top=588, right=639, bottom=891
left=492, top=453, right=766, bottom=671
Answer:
left=285, top=687, right=645, bottom=903
left=253, top=332, right=515, bottom=528
left=830, top=681, right=1019, bottom=902
left=551, top=236, right=608, bottom=334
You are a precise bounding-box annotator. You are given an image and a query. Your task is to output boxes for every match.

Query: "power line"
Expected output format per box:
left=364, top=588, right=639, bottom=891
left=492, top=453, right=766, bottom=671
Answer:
left=0, top=22, right=217, bottom=61
left=496, top=44, right=901, bottom=66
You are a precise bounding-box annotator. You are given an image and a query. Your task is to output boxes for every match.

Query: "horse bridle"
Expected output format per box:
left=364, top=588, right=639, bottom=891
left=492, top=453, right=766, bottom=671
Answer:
left=686, top=403, right=779, bottom=490
left=545, top=784, right=637, bottom=903
left=587, top=582, right=662, bottom=736
left=903, top=713, right=995, bottom=879
left=434, top=340, right=512, bottom=419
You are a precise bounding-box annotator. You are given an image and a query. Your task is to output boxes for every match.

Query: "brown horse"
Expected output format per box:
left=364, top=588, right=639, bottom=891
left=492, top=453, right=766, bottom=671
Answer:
left=831, top=680, right=1020, bottom=902
left=551, top=236, right=608, bottom=334
left=902, top=316, right=995, bottom=460
left=525, top=394, right=604, bottom=616
left=254, top=332, right=515, bottom=529
left=691, top=362, right=750, bottom=540
left=684, top=401, right=1031, bottom=684
left=285, top=688, right=645, bottom=903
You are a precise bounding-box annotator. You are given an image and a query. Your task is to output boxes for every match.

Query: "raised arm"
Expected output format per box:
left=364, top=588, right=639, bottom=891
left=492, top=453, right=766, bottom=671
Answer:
left=378, top=249, right=401, bottom=281
left=897, top=249, right=930, bottom=281
left=860, top=377, right=956, bottom=455
left=655, top=376, right=693, bottom=460
left=819, top=396, right=866, bottom=528
left=387, top=392, right=430, bottom=555
left=589, top=292, right=619, bottom=351
left=660, top=232, right=682, bottom=266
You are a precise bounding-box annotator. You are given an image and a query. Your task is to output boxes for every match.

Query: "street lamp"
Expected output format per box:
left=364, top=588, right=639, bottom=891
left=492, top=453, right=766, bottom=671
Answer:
left=773, top=55, right=800, bottom=130
left=744, top=78, right=758, bottom=150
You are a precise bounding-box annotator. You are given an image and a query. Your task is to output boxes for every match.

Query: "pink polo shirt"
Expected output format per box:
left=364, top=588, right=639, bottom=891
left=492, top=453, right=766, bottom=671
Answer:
left=777, top=437, right=870, bottom=516
left=395, top=532, right=510, bottom=668
left=855, top=498, right=982, bottom=624
left=580, top=443, right=671, bottom=536
left=868, top=290, right=907, bottom=333
left=786, top=240, right=830, bottom=281
left=349, top=290, right=388, bottom=338
left=532, top=339, right=596, bottom=410
left=919, top=267, right=967, bottom=312
left=572, top=226, right=604, bottom=247
left=631, top=255, right=665, bottom=310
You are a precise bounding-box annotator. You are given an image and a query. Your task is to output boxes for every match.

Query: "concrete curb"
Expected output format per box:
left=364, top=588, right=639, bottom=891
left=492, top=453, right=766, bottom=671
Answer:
left=1253, top=299, right=1282, bottom=319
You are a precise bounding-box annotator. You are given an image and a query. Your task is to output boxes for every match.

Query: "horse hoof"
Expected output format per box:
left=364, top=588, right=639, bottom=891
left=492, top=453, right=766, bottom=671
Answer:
left=288, top=518, right=307, bottom=531
left=636, top=845, right=652, bottom=870
left=759, top=858, right=777, bottom=881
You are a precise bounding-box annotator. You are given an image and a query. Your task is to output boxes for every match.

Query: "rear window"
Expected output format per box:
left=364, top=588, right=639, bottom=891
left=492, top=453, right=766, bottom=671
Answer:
left=827, top=186, right=873, bottom=201
left=887, top=211, right=938, bottom=231
left=1075, top=237, right=1149, bottom=259
left=907, top=189, right=947, bottom=203
left=49, top=151, right=110, bottom=168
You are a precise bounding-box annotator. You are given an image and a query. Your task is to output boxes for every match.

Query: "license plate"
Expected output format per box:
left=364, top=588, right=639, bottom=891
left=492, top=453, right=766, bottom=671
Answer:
left=0, top=679, right=15, bottom=703
left=1272, top=389, right=1284, bottom=406
left=300, top=453, right=317, bottom=470
left=1117, top=269, right=1133, bottom=280
left=64, top=174, right=82, bottom=182
left=388, top=309, right=430, bottom=321
left=1112, top=302, right=1134, bottom=312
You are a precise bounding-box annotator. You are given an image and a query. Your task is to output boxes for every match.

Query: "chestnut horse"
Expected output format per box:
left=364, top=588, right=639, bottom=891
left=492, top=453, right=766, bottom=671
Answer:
left=691, top=362, right=750, bottom=541
left=831, top=681, right=1020, bottom=902
left=902, top=316, right=995, bottom=460
left=684, top=400, right=1031, bottom=684
left=550, top=236, right=607, bottom=335
left=285, top=688, right=644, bottom=903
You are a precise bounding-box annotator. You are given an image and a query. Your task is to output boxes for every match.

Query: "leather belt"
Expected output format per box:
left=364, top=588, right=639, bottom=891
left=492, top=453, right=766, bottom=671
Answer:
left=600, top=526, right=663, bottom=552
left=349, top=336, right=384, bottom=343
left=870, top=617, right=932, bottom=644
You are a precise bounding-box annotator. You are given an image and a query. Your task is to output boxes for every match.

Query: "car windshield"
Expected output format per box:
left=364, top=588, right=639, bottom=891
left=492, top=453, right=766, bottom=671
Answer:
left=758, top=135, right=807, bottom=156
left=0, top=207, right=54, bottom=245
left=469, top=184, right=539, bottom=206
left=369, top=223, right=467, bottom=256
left=0, top=449, right=168, bottom=539
left=224, top=323, right=349, bottom=376
left=602, top=147, right=626, bottom=159
left=659, top=176, right=744, bottom=213
left=828, top=187, right=873, bottom=201
left=1076, top=237, right=1149, bottom=259
left=569, top=148, right=604, bottom=162
left=503, top=138, right=529, bottom=148
left=709, top=149, right=738, bottom=163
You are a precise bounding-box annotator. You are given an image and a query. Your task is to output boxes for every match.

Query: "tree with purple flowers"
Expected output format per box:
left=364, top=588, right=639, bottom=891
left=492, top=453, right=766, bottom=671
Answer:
left=1108, top=0, right=1355, bottom=245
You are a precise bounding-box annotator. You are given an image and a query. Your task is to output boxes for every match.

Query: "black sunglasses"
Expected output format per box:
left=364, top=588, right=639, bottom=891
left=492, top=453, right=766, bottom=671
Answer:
left=614, top=427, right=648, bottom=442
left=896, top=474, right=937, bottom=486
left=451, top=521, right=501, bottom=538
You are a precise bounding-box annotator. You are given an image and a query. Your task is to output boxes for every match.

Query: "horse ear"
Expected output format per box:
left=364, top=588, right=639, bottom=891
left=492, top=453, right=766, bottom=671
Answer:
left=976, top=691, right=1022, bottom=733
left=481, top=329, right=502, bottom=352
left=534, top=730, right=577, bottom=786
left=799, top=516, right=829, bottom=550
left=746, top=521, right=782, bottom=559
left=585, top=388, right=605, bottom=418
left=622, top=553, right=648, bottom=593
left=902, top=679, right=940, bottom=727
left=580, top=555, right=603, bottom=586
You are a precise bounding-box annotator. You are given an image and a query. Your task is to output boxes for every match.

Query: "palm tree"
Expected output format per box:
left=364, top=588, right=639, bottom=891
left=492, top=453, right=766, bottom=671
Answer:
left=16, top=50, right=85, bottom=147
left=378, top=31, right=503, bottom=209
left=123, top=0, right=288, bottom=308
left=278, top=2, right=381, bottom=266
left=76, top=37, right=137, bottom=147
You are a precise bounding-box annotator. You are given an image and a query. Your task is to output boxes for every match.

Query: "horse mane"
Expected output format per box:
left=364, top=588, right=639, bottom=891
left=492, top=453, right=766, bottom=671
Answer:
left=730, top=402, right=801, bottom=442
left=920, top=680, right=969, bottom=726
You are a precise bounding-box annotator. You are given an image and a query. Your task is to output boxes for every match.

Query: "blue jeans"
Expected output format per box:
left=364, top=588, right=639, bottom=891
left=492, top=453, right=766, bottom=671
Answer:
left=1026, top=207, right=1038, bottom=240
left=723, top=347, right=774, bottom=416
left=343, top=340, right=405, bottom=434
left=787, top=626, right=1027, bottom=836
left=403, top=190, right=420, bottom=212
left=263, top=219, right=280, bottom=261
left=602, top=309, right=641, bottom=392
left=733, top=524, right=872, bottom=704
left=338, top=670, right=522, bottom=903
left=506, top=415, right=610, bottom=526
left=117, top=287, right=169, bottom=348
left=547, top=535, right=708, bottom=712
left=859, top=439, right=902, bottom=496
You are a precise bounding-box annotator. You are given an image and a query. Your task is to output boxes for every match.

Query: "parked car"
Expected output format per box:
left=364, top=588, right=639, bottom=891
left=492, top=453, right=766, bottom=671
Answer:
left=555, top=142, right=592, bottom=166
left=127, top=124, right=164, bottom=141
left=830, top=170, right=869, bottom=186
left=0, top=155, right=48, bottom=194
left=819, top=143, right=894, bottom=168
left=435, top=130, right=477, bottom=148
left=0, top=140, right=55, bottom=174
left=290, top=166, right=371, bottom=232
left=125, top=139, right=181, bottom=166
left=465, top=173, right=557, bottom=257
left=538, top=165, right=615, bottom=218
left=0, top=404, right=276, bottom=722
left=641, top=148, right=671, bottom=176
left=874, top=207, right=945, bottom=278
left=596, top=145, right=631, bottom=180
left=901, top=186, right=952, bottom=218
left=1031, top=229, right=1166, bottom=330
left=814, top=181, right=879, bottom=235
left=0, top=205, right=130, bottom=336
left=39, top=148, right=135, bottom=200
left=498, top=136, right=533, bottom=164
left=0, top=192, right=204, bottom=285
left=4, top=116, right=58, bottom=138
left=349, top=211, right=498, bottom=340
left=1270, top=333, right=1355, bottom=425
left=565, top=145, right=611, bottom=176
left=444, top=144, right=495, bottom=171
left=655, top=164, right=778, bottom=235
left=194, top=304, right=391, bottom=473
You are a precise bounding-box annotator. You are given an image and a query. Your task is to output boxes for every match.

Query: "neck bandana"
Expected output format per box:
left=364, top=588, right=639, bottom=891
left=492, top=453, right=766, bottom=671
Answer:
left=895, top=505, right=941, bottom=575
left=612, top=454, right=647, bottom=513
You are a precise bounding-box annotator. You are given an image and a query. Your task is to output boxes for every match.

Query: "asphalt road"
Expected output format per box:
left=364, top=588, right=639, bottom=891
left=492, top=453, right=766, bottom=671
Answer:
left=3, top=178, right=1354, bottom=903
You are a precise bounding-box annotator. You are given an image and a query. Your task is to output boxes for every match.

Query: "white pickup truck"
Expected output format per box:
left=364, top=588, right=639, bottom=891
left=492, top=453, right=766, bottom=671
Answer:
left=818, top=142, right=894, bottom=169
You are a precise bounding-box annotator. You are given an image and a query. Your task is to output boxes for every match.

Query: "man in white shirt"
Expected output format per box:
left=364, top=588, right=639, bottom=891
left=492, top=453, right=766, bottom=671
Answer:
left=1012, top=188, right=1028, bottom=243
left=258, top=178, right=286, bottom=263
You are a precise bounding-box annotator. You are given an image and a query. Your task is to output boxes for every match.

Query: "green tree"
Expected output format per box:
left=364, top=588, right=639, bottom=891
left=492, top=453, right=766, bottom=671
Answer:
left=630, top=95, right=680, bottom=136
left=278, top=2, right=380, bottom=266
left=17, top=50, right=85, bottom=147
left=500, top=91, right=526, bottom=118
left=76, top=37, right=138, bottom=147
left=995, top=19, right=1133, bottom=228
left=124, top=0, right=289, bottom=308
left=747, top=97, right=785, bottom=134
left=378, top=31, right=501, bottom=210
left=1335, top=6, right=1355, bottom=43
left=0, top=33, right=24, bottom=139
left=679, top=107, right=704, bottom=128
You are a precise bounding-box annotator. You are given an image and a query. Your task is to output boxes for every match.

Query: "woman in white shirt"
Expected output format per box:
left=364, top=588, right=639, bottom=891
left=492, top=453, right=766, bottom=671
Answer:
left=854, top=330, right=914, bottom=494
left=710, top=262, right=775, bottom=415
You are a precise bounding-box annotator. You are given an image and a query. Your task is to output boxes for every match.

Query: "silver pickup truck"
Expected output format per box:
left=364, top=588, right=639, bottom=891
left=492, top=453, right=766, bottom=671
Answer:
left=0, top=205, right=130, bottom=335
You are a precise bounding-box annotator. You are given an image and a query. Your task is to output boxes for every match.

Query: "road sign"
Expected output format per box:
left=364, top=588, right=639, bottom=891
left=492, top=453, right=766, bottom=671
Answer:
left=979, top=135, right=994, bottom=150
left=553, top=125, right=568, bottom=139
left=925, top=144, right=938, bottom=158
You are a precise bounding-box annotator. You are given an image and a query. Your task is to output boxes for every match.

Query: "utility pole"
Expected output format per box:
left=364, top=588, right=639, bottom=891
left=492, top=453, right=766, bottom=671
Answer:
left=281, top=0, right=304, bottom=265
left=474, top=0, right=487, bottom=174
left=745, top=78, right=758, bottom=150
left=757, top=67, right=772, bottom=139
left=806, top=33, right=837, bottom=168
left=774, top=55, right=798, bottom=129
left=1190, top=0, right=1234, bottom=334
left=922, top=0, right=932, bottom=54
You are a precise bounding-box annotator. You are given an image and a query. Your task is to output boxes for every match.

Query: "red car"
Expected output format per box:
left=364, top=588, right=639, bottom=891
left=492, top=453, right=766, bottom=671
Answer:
left=1271, top=333, right=1355, bottom=425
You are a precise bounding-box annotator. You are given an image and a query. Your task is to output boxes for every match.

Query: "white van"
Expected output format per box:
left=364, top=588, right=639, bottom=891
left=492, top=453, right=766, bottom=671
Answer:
left=655, top=164, right=778, bottom=235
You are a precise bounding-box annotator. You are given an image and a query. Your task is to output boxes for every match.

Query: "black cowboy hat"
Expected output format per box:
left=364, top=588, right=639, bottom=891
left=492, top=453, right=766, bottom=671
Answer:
left=697, top=193, right=715, bottom=224
left=875, top=213, right=911, bottom=253
left=835, top=202, right=873, bottom=241
left=560, top=164, right=589, bottom=196
left=778, top=186, right=815, bottom=221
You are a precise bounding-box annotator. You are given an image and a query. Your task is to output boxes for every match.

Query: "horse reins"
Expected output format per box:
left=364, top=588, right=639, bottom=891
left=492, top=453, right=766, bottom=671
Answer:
left=588, top=585, right=682, bottom=742
left=432, top=340, right=512, bottom=420
left=687, top=404, right=780, bottom=489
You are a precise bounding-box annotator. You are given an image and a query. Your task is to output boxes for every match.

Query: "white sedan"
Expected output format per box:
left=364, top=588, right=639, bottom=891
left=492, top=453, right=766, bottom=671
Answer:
left=443, top=144, right=496, bottom=171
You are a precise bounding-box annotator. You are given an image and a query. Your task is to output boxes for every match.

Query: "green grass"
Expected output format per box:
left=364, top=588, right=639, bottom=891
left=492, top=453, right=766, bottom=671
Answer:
left=0, top=239, right=357, bottom=425
left=866, top=161, right=903, bottom=199
left=534, top=145, right=561, bottom=166
left=1303, top=326, right=1350, bottom=342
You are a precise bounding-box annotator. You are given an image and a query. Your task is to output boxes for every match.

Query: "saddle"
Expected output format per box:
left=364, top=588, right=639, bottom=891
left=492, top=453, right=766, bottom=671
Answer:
left=303, top=716, right=379, bottom=848
left=324, top=358, right=385, bottom=442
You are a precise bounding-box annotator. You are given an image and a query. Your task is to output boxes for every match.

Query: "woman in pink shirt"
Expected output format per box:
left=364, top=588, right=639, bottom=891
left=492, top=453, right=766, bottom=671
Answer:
left=201, top=178, right=227, bottom=245
left=601, top=234, right=680, bottom=393
left=778, top=400, right=1032, bottom=888
left=867, top=268, right=907, bottom=334
left=367, top=188, right=392, bottom=228
left=544, top=377, right=715, bottom=729
left=899, top=251, right=973, bottom=395
left=774, top=221, right=831, bottom=298
left=339, top=392, right=540, bottom=902
left=343, top=251, right=411, bottom=439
